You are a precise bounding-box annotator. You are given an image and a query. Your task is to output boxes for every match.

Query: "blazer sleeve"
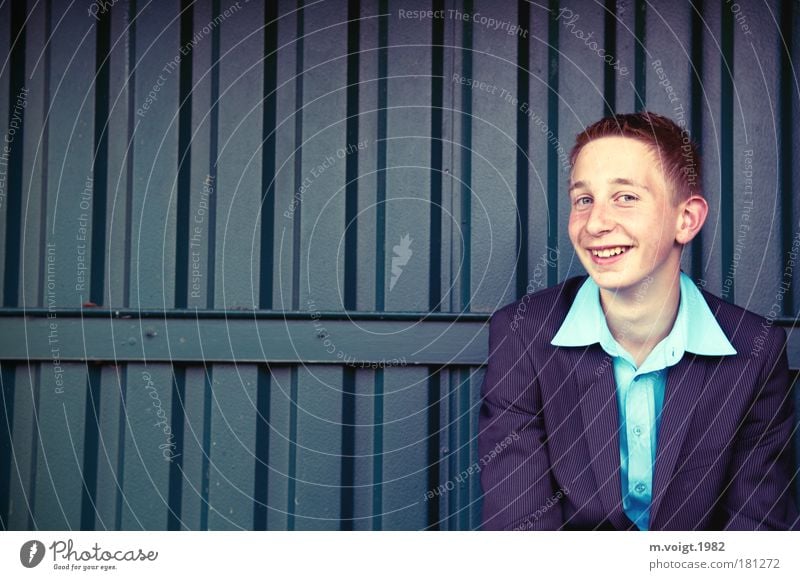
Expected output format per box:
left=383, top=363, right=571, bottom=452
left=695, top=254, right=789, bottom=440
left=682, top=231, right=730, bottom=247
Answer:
left=478, top=307, right=563, bottom=530
left=721, top=324, right=800, bottom=530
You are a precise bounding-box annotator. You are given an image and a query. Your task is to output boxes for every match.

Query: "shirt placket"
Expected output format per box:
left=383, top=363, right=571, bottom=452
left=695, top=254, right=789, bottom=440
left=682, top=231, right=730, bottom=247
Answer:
left=626, top=372, right=654, bottom=528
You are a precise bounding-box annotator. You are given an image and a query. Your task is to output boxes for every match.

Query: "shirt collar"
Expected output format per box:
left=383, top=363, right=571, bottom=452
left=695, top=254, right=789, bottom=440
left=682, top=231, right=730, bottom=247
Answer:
left=551, top=272, right=736, bottom=362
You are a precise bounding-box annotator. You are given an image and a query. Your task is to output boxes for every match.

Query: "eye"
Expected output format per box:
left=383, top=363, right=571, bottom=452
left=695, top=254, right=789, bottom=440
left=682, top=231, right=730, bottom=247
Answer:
left=616, top=192, right=638, bottom=204
left=573, top=195, right=592, bottom=207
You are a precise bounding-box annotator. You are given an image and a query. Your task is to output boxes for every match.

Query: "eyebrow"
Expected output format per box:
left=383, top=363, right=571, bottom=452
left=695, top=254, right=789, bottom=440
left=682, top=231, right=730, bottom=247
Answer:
left=568, top=178, right=650, bottom=193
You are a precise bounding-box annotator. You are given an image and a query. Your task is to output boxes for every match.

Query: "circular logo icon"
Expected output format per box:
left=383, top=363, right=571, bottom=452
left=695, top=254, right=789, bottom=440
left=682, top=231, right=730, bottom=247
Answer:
left=20, top=540, right=46, bottom=568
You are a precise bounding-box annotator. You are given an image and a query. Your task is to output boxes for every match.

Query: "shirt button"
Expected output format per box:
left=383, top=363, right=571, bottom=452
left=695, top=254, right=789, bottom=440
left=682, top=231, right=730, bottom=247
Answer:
left=635, top=483, right=647, bottom=494
left=632, top=426, right=642, bottom=436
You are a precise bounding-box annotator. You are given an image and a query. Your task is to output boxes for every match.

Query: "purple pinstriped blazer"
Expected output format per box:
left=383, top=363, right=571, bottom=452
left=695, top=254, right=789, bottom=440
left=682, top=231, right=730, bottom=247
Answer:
left=478, top=275, right=800, bottom=530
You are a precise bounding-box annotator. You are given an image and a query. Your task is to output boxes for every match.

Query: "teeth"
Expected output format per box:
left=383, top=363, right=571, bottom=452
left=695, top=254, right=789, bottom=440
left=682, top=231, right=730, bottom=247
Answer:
left=591, top=246, right=628, bottom=258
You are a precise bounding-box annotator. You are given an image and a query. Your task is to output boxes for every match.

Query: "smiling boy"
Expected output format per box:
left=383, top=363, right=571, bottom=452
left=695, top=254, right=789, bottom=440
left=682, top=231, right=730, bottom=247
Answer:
left=478, top=112, right=799, bottom=530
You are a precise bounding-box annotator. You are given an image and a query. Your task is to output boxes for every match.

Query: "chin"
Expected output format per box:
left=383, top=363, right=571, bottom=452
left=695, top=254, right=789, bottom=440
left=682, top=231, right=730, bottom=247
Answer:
left=587, top=271, right=642, bottom=293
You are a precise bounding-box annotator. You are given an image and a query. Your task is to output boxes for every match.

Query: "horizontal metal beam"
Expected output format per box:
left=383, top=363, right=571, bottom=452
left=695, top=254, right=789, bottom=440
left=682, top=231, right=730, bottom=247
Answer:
left=1, top=312, right=798, bottom=368
left=0, top=308, right=490, bottom=321
left=0, top=313, right=489, bottom=365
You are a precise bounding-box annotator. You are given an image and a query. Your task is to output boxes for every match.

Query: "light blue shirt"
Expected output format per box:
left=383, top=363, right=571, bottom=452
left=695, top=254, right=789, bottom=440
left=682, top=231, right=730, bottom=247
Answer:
left=551, top=272, right=736, bottom=529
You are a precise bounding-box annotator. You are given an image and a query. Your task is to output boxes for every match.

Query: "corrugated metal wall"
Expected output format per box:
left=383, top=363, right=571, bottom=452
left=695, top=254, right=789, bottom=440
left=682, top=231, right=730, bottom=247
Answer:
left=0, top=0, right=798, bottom=530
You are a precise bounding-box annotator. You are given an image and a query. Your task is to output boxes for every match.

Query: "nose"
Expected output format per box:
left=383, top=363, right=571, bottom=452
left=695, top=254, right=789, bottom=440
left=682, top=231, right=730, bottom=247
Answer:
left=584, top=200, right=615, bottom=235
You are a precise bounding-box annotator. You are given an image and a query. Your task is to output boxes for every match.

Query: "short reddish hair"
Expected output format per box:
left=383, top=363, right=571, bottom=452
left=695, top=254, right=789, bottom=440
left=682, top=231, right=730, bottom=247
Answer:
left=570, top=111, right=702, bottom=204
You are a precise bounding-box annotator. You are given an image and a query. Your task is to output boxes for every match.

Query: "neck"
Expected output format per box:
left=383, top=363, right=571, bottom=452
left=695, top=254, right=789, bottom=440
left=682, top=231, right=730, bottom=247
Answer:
left=599, top=271, right=681, bottom=367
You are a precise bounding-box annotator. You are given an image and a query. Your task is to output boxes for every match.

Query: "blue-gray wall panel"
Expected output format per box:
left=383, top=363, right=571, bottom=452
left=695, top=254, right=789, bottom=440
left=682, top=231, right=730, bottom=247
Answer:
left=730, top=0, right=782, bottom=314
left=381, top=366, right=429, bottom=529
left=527, top=4, right=558, bottom=292
left=130, top=2, right=180, bottom=308
left=119, top=363, right=173, bottom=529
left=265, top=365, right=292, bottom=530
left=0, top=0, right=9, bottom=307
left=45, top=1, right=97, bottom=310
left=179, top=365, right=209, bottom=530
left=294, top=365, right=342, bottom=529
left=206, top=363, right=258, bottom=529
left=216, top=0, right=264, bottom=310
left=299, top=2, right=348, bottom=312
left=32, top=362, right=87, bottom=529
left=351, top=367, right=377, bottom=530
left=470, top=0, right=519, bottom=312
left=698, top=0, right=724, bottom=293
left=273, top=1, right=300, bottom=312
left=185, top=0, right=215, bottom=310
left=2, top=0, right=799, bottom=532
left=384, top=4, right=432, bottom=312
left=105, top=0, right=135, bottom=309
left=7, top=365, right=37, bottom=529
left=20, top=0, right=48, bottom=310
left=94, top=364, right=124, bottom=530
left=354, top=4, right=380, bottom=313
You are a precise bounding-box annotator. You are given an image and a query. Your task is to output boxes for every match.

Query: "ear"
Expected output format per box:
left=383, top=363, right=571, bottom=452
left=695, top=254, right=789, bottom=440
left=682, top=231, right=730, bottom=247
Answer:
left=675, top=195, right=708, bottom=245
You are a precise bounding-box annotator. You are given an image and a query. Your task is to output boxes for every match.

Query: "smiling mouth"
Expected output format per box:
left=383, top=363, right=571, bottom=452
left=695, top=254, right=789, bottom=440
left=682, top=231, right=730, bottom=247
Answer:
left=589, top=246, right=631, bottom=258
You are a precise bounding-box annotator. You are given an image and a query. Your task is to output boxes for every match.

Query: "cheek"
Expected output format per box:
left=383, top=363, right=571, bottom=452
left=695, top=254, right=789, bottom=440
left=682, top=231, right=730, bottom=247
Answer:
left=567, top=214, right=582, bottom=239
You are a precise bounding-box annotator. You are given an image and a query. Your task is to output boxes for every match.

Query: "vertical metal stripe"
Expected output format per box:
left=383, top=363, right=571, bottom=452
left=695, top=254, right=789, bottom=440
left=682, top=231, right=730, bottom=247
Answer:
left=429, top=0, right=444, bottom=311
left=206, top=0, right=220, bottom=309
left=114, top=364, right=127, bottom=530
left=425, top=366, right=440, bottom=530
left=90, top=11, right=110, bottom=306
left=515, top=0, right=530, bottom=299
left=344, top=0, right=360, bottom=311
left=124, top=0, right=136, bottom=309
left=446, top=368, right=457, bottom=529
left=689, top=0, right=704, bottom=281
left=253, top=365, right=271, bottom=530
left=457, top=367, right=469, bottom=530
left=27, top=365, right=40, bottom=529
left=375, top=1, right=387, bottom=311
left=80, top=366, right=101, bottom=530
left=634, top=0, right=646, bottom=111
left=460, top=0, right=473, bottom=312
left=199, top=364, right=212, bottom=530
left=720, top=2, right=734, bottom=302
left=291, top=1, right=304, bottom=312
left=174, top=2, right=194, bottom=309
left=0, top=363, right=15, bottom=529
left=339, top=367, right=355, bottom=529
left=166, top=365, right=185, bottom=530
left=375, top=0, right=389, bottom=312
left=780, top=0, right=795, bottom=315
left=372, top=368, right=383, bottom=530
left=547, top=0, right=559, bottom=285
left=603, top=0, right=616, bottom=116
left=260, top=1, right=279, bottom=310
left=2, top=0, right=26, bottom=307
left=468, top=365, right=481, bottom=529
left=286, top=365, right=298, bottom=530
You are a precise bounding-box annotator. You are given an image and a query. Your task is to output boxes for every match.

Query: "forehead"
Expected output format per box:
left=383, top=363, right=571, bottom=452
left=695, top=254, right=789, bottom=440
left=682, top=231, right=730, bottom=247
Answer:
left=571, top=136, right=666, bottom=188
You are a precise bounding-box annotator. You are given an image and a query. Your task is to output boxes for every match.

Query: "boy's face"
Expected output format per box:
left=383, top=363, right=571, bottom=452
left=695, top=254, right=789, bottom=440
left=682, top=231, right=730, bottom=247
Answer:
left=568, top=136, right=684, bottom=295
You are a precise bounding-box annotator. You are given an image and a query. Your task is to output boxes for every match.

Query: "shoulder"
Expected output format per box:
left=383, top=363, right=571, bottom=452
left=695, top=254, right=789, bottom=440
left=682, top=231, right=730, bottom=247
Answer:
left=697, top=287, right=786, bottom=355
left=490, top=275, right=587, bottom=341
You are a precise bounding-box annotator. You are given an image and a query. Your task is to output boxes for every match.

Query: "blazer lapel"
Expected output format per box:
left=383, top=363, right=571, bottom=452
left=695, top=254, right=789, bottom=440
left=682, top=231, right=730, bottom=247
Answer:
left=649, top=354, right=708, bottom=526
left=572, top=346, right=634, bottom=530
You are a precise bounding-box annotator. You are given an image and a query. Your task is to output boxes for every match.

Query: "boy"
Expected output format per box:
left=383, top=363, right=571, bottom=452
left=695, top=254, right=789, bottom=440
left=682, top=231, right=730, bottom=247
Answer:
left=478, top=112, right=799, bottom=530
